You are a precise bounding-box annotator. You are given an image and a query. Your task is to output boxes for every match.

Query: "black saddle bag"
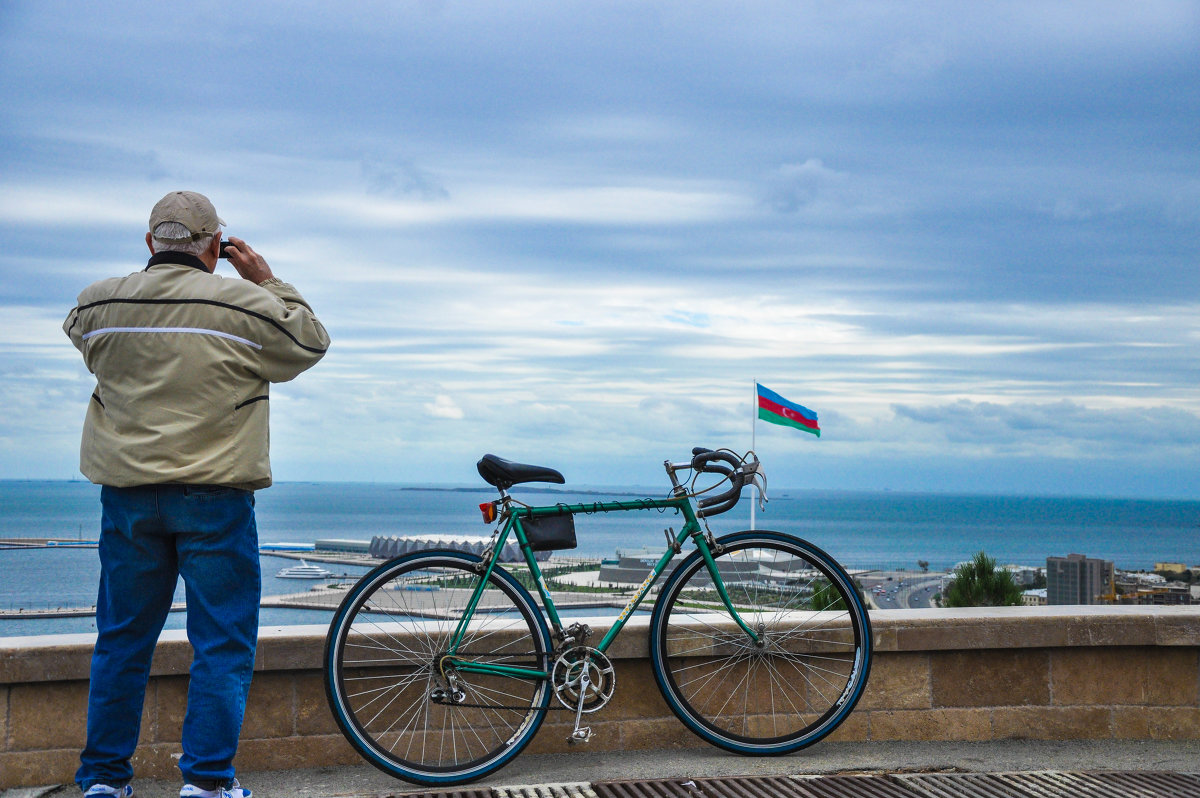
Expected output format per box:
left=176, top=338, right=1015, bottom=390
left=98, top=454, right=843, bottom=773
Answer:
left=521, top=513, right=577, bottom=552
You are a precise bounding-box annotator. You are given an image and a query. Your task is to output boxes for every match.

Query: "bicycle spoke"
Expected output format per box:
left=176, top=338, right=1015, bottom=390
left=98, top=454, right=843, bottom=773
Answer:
left=326, top=554, right=549, bottom=784
left=652, top=534, right=871, bottom=753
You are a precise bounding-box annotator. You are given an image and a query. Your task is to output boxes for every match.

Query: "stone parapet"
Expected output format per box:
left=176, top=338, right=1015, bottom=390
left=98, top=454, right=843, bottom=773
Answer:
left=2, top=606, right=1198, bottom=788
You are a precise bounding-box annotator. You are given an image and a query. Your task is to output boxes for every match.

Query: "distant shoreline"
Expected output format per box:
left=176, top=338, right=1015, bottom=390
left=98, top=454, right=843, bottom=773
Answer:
left=3, top=479, right=1200, bottom=503
left=395, top=486, right=656, bottom=498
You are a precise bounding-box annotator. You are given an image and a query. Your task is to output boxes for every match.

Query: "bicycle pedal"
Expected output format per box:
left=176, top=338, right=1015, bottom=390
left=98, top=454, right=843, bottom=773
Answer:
left=568, top=727, right=592, bottom=745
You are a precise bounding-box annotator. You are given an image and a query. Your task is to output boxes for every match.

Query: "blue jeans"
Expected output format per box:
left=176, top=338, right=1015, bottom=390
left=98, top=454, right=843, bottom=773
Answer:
left=77, top=485, right=260, bottom=790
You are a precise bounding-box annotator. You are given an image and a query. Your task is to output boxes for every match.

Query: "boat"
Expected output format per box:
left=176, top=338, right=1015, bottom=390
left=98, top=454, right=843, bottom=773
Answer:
left=275, top=560, right=333, bottom=579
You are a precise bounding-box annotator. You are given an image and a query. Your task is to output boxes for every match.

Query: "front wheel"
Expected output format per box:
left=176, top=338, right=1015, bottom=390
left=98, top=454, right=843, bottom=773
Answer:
left=324, top=551, right=552, bottom=785
left=649, top=531, right=871, bottom=754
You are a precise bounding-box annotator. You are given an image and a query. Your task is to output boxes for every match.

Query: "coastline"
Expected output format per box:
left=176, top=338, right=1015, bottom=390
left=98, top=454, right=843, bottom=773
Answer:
left=3, top=483, right=1196, bottom=636
left=0, top=538, right=98, bottom=549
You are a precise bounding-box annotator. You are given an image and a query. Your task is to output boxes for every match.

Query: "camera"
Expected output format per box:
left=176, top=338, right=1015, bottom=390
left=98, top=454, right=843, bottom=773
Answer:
left=219, top=240, right=233, bottom=259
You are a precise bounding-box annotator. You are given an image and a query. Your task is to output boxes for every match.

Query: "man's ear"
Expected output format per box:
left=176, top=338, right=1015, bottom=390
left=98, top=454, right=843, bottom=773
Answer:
left=145, top=232, right=155, bottom=254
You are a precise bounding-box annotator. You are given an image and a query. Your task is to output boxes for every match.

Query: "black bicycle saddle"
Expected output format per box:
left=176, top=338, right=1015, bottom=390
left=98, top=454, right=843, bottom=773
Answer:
left=476, top=454, right=566, bottom=489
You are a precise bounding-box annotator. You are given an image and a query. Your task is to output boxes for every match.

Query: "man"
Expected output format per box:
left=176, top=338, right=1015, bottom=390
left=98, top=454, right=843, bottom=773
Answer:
left=63, top=191, right=330, bottom=798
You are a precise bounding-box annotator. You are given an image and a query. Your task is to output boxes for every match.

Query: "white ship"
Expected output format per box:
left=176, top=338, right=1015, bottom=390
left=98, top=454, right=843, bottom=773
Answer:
left=275, top=560, right=333, bottom=579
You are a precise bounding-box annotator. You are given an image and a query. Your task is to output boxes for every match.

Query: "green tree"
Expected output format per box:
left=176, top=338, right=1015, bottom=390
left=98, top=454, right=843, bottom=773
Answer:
left=944, top=551, right=1022, bottom=607
left=810, top=578, right=847, bottom=611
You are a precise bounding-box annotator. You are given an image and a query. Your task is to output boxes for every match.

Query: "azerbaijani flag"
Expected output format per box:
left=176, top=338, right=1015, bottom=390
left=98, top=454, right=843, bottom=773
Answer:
left=757, top=384, right=820, bottom=437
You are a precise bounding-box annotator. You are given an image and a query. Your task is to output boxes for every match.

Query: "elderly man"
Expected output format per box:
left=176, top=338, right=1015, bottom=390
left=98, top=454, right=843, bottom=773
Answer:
left=64, top=191, right=330, bottom=798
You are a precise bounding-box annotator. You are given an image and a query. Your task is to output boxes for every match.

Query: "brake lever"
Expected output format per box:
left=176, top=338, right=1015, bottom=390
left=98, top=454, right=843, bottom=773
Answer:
left=750, top=473, right=769, bottom=510
left=739, top=457, right=768, bottom=510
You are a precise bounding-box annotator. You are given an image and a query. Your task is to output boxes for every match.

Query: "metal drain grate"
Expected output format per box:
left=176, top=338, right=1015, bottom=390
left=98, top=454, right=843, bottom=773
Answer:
left=592, top=774, right=921, bottom=798
left=790, top=774, right=923, bottom=797
left=895, top=771, right=1200, bottom=798
left=380, top=789, right=495, bottom=798
left=496, top=784, right=600, bottom=798
left=382, top=772, right=1200, bottom=798
left=593, top=776, right=810, bottom=798
left=587, top=772, right=1200, bottom=798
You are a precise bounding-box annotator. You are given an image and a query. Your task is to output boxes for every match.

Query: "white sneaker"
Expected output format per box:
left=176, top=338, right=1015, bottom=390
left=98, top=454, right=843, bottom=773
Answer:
left=83, top=786, right=133, bottom=798
left=179, top=780, right=250, bottom=798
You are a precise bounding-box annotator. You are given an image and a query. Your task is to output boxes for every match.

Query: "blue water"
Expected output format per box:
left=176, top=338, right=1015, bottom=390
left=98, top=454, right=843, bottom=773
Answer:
left=2, top=481, right=1197, bottom=637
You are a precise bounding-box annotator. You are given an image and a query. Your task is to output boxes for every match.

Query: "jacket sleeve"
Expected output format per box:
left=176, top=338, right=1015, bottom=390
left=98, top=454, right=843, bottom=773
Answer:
left=63, top=303, right=93, bottom=367
left=252, top=278, right=331, bottom=382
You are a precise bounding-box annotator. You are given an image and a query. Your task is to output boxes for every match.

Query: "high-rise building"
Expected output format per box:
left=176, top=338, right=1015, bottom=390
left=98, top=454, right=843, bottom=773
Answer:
left=1046, top=553, right=1114, bottom=605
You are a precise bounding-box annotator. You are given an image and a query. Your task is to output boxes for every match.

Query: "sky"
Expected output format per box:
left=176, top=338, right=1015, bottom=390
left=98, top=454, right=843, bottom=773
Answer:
left=1, top=1, right=1198, bottom=497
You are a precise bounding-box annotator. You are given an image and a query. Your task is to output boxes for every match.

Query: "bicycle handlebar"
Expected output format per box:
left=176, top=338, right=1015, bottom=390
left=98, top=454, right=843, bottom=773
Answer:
left=689, top=448, right=754, bottom=518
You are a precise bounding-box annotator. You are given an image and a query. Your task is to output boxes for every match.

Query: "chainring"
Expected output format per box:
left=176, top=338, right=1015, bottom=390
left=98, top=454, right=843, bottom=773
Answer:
left=552, top=646, right=616, bottom=713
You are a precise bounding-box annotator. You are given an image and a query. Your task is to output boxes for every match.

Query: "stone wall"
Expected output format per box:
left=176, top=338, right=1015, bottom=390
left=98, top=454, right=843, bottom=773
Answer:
left=2, top=606, right=1198, bottom=788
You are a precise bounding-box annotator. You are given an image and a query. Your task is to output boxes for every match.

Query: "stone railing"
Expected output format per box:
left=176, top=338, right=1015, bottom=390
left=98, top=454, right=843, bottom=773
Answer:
left=2, top=606, right=1198, bottom=788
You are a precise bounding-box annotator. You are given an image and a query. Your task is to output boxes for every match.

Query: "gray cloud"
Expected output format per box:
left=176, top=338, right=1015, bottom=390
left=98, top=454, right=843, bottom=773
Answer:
left=892, top=400, right=1200, bottom=452
left=361, top=158, right=450, bottom=201
left=2, top=1, right=1197, bottom=496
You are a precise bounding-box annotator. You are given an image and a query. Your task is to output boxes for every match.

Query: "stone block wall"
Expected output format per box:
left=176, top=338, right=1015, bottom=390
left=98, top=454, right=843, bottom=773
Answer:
left=2, top=606, right=1198, bottom=788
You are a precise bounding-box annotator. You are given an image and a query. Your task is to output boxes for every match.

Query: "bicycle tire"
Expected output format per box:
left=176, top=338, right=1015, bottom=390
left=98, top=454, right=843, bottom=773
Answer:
left=324, top=550, right=552, bottom=785
left=649, top=531, right=871, bottom=754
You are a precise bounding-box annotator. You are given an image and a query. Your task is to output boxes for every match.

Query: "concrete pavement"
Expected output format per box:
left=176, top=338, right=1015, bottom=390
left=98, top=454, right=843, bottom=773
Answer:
left=9, top=740, right=1198, bottom=798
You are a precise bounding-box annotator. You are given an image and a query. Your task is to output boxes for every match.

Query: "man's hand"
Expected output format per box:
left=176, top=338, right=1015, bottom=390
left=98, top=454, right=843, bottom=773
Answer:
left=222, top=236, right=276, bottom=284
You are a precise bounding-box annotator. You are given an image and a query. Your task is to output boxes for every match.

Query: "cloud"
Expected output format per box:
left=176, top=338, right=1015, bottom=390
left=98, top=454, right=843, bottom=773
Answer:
left=891, top=399, right=1200, bottom=454
left=0, top=182, right=147, bottom=229
left=306, top=181, right=749, bottom=227
left=361, top=158, right=449, bottom=201
left=425, top=395, right=465, bottom=420
left=767, top=159, right=855, bottom=215
left=1, top=1, right=1197, bottom=496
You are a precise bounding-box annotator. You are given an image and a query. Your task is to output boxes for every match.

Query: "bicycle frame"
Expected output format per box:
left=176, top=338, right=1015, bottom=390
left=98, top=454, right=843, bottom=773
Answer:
left=443, top=493, right=761, bottom=682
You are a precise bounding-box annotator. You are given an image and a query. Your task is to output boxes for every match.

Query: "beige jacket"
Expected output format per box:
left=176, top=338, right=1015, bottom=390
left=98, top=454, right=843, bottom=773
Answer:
left=64, top=253, right=330, bottom=490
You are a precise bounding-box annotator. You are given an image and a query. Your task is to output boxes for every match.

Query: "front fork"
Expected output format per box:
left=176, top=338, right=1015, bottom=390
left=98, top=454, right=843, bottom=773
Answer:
left=689, top=531, right=764, bottom=647
left=665, top=460, right=762, bottom=647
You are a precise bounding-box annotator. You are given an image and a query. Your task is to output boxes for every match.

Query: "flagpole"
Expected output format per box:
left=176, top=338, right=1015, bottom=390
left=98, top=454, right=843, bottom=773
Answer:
left=750, top=379, right=757, bottom=531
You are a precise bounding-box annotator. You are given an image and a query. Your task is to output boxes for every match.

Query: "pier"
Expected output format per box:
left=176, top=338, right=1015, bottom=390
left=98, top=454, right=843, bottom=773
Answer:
left=0, top=550, right=624, bottom=620
left=0, top=545, right=945, bottom=620
left=0, top=537, right=97, bottom=549
left=0, top=602, right=186, bottom=620
left=260, top=584, right=639, bottom=618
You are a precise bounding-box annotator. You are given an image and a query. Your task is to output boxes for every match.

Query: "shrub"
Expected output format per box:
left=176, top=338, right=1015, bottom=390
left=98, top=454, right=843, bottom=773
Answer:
left=944, top=551, right=1022, bottom=607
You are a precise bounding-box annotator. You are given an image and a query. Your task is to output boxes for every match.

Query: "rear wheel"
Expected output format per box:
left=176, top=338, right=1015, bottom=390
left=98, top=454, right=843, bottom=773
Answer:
left=649, top=532, right=871, bottom=754
left=324, top=551, right=551, bottom=785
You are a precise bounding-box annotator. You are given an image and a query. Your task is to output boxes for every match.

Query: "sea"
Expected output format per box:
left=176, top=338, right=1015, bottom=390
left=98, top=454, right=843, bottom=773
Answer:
left=2, top=480, right=1197, bottom=638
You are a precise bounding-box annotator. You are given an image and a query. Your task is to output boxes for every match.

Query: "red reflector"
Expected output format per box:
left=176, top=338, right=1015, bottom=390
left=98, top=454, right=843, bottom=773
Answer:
left=479, top=502, right=497, bottom=523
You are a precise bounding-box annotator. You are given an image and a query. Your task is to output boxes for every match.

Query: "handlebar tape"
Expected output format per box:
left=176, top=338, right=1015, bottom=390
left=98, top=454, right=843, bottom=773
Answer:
left=691, top=449, right=739, bottom=474
left=695, top=452, right=746, bottom=517
left=698, top=494, right=742, bottom=518
left=690, top=449, right=759, bottom=518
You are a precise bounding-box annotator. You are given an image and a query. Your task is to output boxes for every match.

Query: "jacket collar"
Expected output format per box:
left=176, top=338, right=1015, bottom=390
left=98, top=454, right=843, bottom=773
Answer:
left=146, top=251, right=210, bottom=273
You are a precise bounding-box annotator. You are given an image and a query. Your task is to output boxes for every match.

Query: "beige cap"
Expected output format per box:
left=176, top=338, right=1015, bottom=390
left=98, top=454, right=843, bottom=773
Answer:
left=148, top=191, right=225, bottom=241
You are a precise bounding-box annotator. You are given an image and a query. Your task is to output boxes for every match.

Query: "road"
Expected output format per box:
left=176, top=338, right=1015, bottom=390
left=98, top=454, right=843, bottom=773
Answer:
left=861, top=572, right=945, bottom=610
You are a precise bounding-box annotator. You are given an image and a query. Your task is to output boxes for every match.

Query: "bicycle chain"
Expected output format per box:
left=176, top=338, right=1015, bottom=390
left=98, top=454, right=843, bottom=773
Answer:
left=430, top=699, right=575, bottom=712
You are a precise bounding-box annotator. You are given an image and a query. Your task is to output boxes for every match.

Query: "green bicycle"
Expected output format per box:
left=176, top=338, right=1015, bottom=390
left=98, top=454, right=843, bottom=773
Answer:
left=324, top=447, right=872, bottom=785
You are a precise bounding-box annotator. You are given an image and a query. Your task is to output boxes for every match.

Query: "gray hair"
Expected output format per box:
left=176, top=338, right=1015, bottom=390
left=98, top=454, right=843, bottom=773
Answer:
left=150, top=221, right=216, bottom=256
